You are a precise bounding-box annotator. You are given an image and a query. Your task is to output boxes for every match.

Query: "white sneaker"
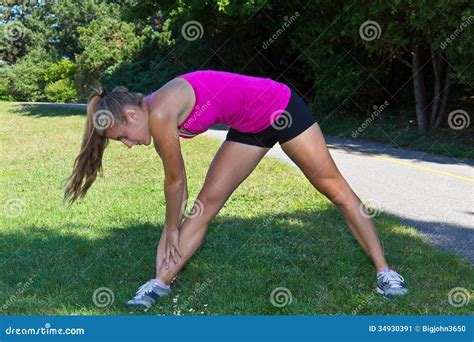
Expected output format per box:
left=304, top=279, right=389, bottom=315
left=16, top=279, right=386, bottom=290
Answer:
left=376, top=267, right=408, bottom=298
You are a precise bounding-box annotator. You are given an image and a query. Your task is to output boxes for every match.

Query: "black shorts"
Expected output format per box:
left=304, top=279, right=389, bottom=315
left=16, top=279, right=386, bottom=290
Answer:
left=225, top=87, right=317, bottom=148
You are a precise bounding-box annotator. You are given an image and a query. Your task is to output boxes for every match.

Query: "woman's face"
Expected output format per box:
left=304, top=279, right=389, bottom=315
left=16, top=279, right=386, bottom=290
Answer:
left=105, top=104, right=151, bottom=148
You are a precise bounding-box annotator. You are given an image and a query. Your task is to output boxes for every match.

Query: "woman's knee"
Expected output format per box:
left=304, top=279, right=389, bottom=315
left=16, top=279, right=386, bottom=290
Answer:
left=196, top=192, right=227, bottom=221
left=316, top=178, right=352, bottom=207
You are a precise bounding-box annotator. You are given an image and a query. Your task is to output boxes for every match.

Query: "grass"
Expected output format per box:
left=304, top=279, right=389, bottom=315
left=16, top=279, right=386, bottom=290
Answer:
left=319, top=107, right=473, bottom=161
left=0, top=102, right=473, bottom=315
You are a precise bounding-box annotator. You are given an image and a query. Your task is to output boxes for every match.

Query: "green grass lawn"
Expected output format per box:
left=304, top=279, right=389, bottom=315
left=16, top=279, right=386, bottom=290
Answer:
left=1, top=102, right=473, bottom=315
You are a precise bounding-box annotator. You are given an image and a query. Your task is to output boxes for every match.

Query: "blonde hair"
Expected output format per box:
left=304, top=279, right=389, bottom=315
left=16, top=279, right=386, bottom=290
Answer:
left=63, top=86, right=144, bottom=205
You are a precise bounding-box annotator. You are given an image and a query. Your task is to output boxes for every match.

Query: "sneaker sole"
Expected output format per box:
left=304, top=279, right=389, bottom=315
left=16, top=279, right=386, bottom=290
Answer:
left=124, top=302, right=151, bottom=309
left=376, top=286, right=408, bottom=298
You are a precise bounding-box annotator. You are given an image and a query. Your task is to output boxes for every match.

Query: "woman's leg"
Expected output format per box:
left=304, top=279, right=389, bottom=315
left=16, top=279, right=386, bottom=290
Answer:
left=280, top=123, right=389, bottom=274
left=156, top=140, right=270, bottom=284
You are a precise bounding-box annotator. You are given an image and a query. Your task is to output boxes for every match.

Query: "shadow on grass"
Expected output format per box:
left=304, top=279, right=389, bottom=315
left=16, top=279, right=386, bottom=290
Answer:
left=1, top=209, right=473, bottom=315
left=10, top=103, right=86, bottom=117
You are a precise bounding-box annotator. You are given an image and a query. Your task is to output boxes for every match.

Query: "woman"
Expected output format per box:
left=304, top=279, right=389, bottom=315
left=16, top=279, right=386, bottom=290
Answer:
left=64, top=69, right=407, bottom=309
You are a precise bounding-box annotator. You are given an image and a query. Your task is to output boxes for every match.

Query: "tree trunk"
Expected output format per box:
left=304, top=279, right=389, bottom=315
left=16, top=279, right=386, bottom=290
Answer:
left=429, top=48, right=442, bottom=129
left=434, top=63, right=452, bottom=129
left=412, top=44, right=428, bottom=133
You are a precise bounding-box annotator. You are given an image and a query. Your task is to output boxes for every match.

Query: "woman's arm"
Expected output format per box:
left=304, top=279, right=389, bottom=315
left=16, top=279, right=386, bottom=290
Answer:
left=156, top=174, right=187, bottom=276
left=178, top=165, right=188, bottom=224
left=149, top=111, right=186, bottom=269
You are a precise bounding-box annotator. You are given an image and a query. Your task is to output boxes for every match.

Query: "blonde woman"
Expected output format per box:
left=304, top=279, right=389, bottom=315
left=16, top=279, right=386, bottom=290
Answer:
left=64, top=70, right=407, bottom=309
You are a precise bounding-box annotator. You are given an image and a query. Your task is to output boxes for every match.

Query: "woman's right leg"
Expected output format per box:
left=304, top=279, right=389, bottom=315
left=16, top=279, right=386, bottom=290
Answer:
left=156, top=140, right=269, bottom=284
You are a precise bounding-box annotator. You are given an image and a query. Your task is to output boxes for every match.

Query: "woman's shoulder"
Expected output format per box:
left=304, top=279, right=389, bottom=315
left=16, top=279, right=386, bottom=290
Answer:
left=151, top=78, right=195, bottom=118
left=175, top=69, right=239, bottom=79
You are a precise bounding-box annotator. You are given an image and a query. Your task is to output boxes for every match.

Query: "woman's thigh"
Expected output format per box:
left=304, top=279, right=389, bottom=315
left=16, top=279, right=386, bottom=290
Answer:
left=197, top=140, right=269, bottom=219
left=280, top=123, right=350, bottom=204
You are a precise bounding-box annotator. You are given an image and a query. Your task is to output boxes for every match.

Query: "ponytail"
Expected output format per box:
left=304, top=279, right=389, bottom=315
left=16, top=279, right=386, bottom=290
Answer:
left=63, top=88, right=109, bottom=205
left=63, top=86, right=144, bottom=205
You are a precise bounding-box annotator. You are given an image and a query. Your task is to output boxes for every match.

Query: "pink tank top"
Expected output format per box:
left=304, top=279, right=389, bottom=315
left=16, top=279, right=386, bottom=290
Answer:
left=147, top=70, right=291, bottom=139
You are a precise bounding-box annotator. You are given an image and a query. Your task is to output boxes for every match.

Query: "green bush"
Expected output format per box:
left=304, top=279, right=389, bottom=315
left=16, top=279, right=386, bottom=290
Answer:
left=44, top=59, right=76, bottom=83
left=0, top=63, right=14, bottom=101
left=43, top=59, right=78, bottom=102
left=44, top=79, right=78, bottom=103
left=9, top=48, right=53, bottom=101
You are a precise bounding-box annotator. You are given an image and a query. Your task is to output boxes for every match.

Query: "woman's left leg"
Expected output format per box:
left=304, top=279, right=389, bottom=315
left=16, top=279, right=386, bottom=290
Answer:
left=280, top=122, right=389, bottom=273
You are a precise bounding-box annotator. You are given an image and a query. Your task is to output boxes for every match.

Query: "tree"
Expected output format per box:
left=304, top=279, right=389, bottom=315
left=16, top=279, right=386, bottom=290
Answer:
left=75, top=12, right=142, bottom=98
left=9, top=47, right=53, bottom=101
left=44, top=59, right=78, bottom=102
left=346, top=0, right=473, bottom=133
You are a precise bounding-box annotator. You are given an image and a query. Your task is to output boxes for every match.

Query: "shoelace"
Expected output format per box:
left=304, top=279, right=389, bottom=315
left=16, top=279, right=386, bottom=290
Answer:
left=133, top=279, right=156, bottom=299
left=380, top=270, right=405, bottom=289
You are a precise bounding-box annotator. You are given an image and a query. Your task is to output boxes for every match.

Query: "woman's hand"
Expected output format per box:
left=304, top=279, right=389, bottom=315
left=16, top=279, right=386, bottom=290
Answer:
left=164, top=225, right=182, bottom=269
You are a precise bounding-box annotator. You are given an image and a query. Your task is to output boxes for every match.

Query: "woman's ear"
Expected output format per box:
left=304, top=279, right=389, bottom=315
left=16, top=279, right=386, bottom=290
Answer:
left=124, top=108, right=137, bottom=121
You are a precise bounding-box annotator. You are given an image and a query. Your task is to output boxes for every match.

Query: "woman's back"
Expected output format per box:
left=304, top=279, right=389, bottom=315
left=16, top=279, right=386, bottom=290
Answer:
left=174, top=70, right=291, bottom=136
